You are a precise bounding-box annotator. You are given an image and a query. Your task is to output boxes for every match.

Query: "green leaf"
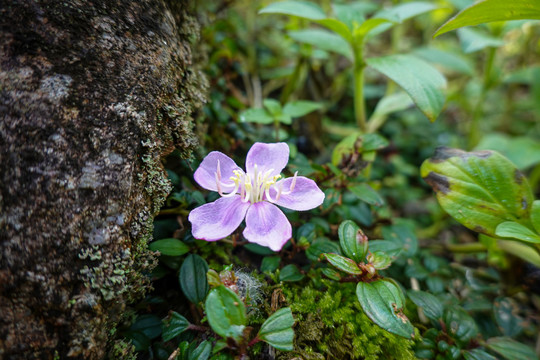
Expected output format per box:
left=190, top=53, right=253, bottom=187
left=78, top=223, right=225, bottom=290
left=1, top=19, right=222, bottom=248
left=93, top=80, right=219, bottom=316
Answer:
left=367, top=251, right=392, bottom=270
left=258, top=307, right=295, bottom=351
left=162, top=312, right=190, bottom=342
left=333, top=2, right=376, bottom=30
left=370, top=92, right=414, bottom=119
left=497, top=239, right=540, bottom=268
left=205, top=285, right=246, bottom=342
left=457, top=28, right=504, bottom=54
left=413, top=47, right=475, bottom=75
left=348, top=183, right=384, bottom=206
left=407, top=290, right=443, bottom=321
left=368, top=240, right=403, bottom=258
left=316, top=18, right=352, bottom=42
left=532, top=200, right=540, bottom=234
left=434, top=0, right=540, bottom=38
left=259, top=1, right=327, bottom=20
left=179, top=254, right=209, bottom=304
left=149, top=238, right=190, bottom=256
left=367, top=54, right=446, bottom=122
left=486, top=337, right=539, bottom=360
left=263, top=98, right=282, bottom=116
left=130, top=314, right=162, bottom=340
left=356, top=279, right=414, bottom=338
left=444, top=307, right=478, bottom=342
left=189, top=340, right=212, bottom=360
left=282, top=100, right=323, bottom=117
left=338, top=220, right=368, bottom=263
left=261, top=256, right=280, bottom=272
left=378, top=1, right=441, bottom=23
left=381, top=224, right=418, bottom=257
left=354, top=18, right=396, bottom=39
left=463, top=349, right=498, bottom=360
left=288, top=29, right=353, bottom=59
left=239, top=108, right=274, bottom=124
left=496, top=221, right=540, bottom=244
left=493, top=297, right=524, bottom=337
left=421, top=147, right=534, bottom=237
left=323, top=253, right=362, bottom=275
left=279, top=264, right=305, bottom=282
left=305, top=239, right=341, bottom=262
left=475, top=133, right=540, bottom=170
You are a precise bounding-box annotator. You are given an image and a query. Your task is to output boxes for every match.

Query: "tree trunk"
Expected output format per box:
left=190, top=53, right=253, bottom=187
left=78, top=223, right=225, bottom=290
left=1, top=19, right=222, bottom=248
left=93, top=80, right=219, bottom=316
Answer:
left=0, top=0, right=206, bottom=358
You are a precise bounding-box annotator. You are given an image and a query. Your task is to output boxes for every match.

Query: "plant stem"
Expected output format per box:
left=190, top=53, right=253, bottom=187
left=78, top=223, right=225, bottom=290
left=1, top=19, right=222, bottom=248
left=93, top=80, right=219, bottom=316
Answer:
left=353, top=42, right=367, bottom=132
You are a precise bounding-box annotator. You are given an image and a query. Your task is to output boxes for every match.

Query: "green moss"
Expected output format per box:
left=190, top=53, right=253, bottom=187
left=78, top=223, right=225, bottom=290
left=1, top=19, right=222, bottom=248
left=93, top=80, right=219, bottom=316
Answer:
left=278, top=279, right=416, bottom=360
left=107, top=339, right=137, bottom=360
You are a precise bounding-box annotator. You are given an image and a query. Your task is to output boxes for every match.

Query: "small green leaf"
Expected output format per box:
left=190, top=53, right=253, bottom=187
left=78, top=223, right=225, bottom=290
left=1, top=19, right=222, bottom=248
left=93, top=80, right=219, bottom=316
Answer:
left=305, top=239, right=340, bottom=262
left=495, top=222, right=540, bottom=244
left=367, top=54, right=446, bottom=122
left=279, top=264, right=305, bottom=282
left=368, top=240, right=403, bottom=258
left=421, top=147, right=534, bottom=237
left=493, top=297, right=524, bottom=337
left=282, top=100, right=323, bottom=117
left=333, top=2, right=375, bottom=30
left=463, top=349, right=498, bottom=360
left=263, top=98, right=282, bottom=116
left=338, top=220, right=368, bottom=263
left=367, top=251, right=392, bottom=270
left=370, top=92, right=414, bottom=121
left=354, top=18, right=395, bottom=39
left=531, top=200, right=540, bottom=234
left=444, top=307, right=478, bottom=342
left=348, top=183, right=384, bottom=206
left=259, top=1, right=327, bottom=20
left=323, top=253, right=362, bottom=275
left=378, top=1, right=441, bottom=23
left=258, top=307, right=295, bottom=351
left=381, top=224, right=418, bottom=257
left=189, top=340, right=212, bottom=360
left=316, top=18, right=352, bottom=42
left=475, top=133, right=540, bottom=170
left=356, top=279, right=414, bottom=338
left=261, top=256, right=281, bottom=272
left=434, top=0, right=540, bottom=38
left=239, top=108, right=274, bottom=124
left=130, top=314, right=162, bottom=340
left=149, top=238, right=190, bottom=256
left=486, top=337, right=539, bottom=360
left=205, top=286, right=246, bottom=342
left=413, top=47, right=475, bottom=75
left=407, top=290, right=443, bottom=321
left=162, top=312, right=190, bottom=342
left=321, top=267, right=342, bottom=281
left=288, top=29, right=353, bottom=59
left=497, top=239, right=540, bottom=268
left=179, top=254, right=209, bottom=304
left=457, top=28, right=504, bottom=54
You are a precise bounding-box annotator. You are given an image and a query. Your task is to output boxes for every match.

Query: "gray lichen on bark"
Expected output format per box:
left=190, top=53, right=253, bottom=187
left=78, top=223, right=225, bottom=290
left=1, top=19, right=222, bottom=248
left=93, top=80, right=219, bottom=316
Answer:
left=0, top=0, right=206, bottom=358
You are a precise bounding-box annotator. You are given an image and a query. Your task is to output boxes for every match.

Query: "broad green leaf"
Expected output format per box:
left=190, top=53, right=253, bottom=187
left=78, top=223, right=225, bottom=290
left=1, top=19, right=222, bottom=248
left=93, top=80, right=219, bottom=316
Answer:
left=497, top=239, right=540, bottom=268
left=356, top=279, right=414, bottom=338
left=263, top=98, right=282, bottom=116
left=261, top=256, right=280, bottom=272
left=370, top=2, right=441, bottom=36
left=338, top=220, right=368, bottom=263
left=288, top=29, right=353, bottom=59
left=367, top=54, right=446, bottom=122
left=162, top=312, right=190, bottom=342
left=149, top=238, right=190, bottom=256
left=495, top=222, right=540, bottom=244
left=367, top=251, right=392, bottom=270
left=354, top=18, right=396, bottom=39
left=475, top=133, right=540, bottom=170
left=283, top=100, right=323, bottom=117
left=316, top=18, right=352, bottom=42
left=279, top=264, right=305, bottom=282
left=205, top=285, right=246, bottom=341
left=258, top=307, right=295, bottom=351
left=321, top=267, right=342, bottom=281
left=348, top=183, right=384, bottom=206
left=259, top=1, right=326, bottom=20
left=239, top=108, right=274, bottom=124
left=486, top=337, right=539, bottom=360
left=493, top=297, right=524, bottom=337
left=368, top=240, right=403, bottom=257
left=130, top=315, right=162, bottom=340
left=463, top=349, right=498, bottom=360
left=244, top=243, right=276, bottom=255
left=413, top=47, right=475, bottom=75
left=179, top=254, right=209, bottom=304
left=434, top=0, right=540, bottom=38
left=323, top=253, right=362, bottom=275
left=305, top=239, right=341, bottom=262
left=381, top=224, right=418, bottom=257
left=125, top=330, right=151, bottom=351
left=457, top=28, right=504, bottom=54
left=532, top=201, right=540, bottom=234
left=444, top=307, right=478, bottom=342
left=189, top=340, right=212, bottom=360
left=333, top=2, right=376, bottom=30
left=421, top=147, right=534, bottom=237
left=407, top=290, right=443, bottom=321
left=370, top=92, right=414, bottom=119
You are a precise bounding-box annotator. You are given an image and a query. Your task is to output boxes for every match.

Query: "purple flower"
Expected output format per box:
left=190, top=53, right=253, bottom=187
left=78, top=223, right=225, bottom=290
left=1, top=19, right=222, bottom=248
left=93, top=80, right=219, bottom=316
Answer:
left=188, top=142, right=325, bottom=251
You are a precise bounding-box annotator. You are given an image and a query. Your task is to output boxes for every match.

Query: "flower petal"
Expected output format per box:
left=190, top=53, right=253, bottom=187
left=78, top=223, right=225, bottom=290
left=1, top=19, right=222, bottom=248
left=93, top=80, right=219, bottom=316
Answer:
left=194, top=151, right=241, bottom=192
left=189, top=196, right=250, bottom=241
left=243, top=202, right=292, bottom=251
left=245, top=142, right=289, bottom=177
left=271, top=176, right=325, bottom=211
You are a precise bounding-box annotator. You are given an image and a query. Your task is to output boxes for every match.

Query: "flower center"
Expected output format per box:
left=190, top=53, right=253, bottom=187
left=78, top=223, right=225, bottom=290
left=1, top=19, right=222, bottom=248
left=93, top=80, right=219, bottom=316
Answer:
left=214, top=161, right=297, bottom=204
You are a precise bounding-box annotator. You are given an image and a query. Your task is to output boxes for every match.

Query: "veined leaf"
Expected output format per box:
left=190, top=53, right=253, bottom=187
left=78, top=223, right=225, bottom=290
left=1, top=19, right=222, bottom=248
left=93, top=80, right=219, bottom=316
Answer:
left=457, top=28, right=504, bottom=54
left=283, top=100, right=323, bottom=117
left=205, top=285, right=246, bottom=342
left=258, top=307, right=295, bottom=351
left=149, top=238, right=189, bottom=256
left=435, top=0, right=540, bottom=38
left=288, top=29, right=353, bottom=59
left=486, top=337, right=539, bottom=360
left=407, top=290, right=443, bottom=321
left=338, top=220, right=368, bottom=263
left=495, top=222, right=540, bottom=244
left=367, top=54, right=446, bottom=122
left=323, top=253, right=362, bottom=275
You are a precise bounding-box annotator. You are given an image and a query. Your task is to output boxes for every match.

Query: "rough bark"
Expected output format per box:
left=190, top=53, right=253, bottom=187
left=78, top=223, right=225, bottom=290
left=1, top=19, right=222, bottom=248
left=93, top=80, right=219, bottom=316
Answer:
left=0, top=0, right=206, bottom=358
